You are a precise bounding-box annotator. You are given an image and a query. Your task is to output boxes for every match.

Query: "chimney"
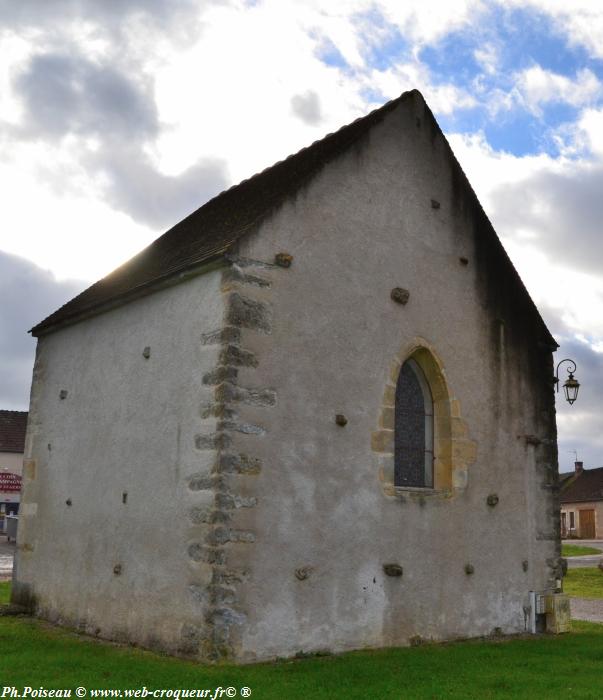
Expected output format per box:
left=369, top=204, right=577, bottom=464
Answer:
left=575, top=461, right=584, bottom=474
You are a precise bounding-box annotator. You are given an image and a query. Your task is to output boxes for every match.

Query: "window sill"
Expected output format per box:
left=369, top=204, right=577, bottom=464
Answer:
left=384, top=485, right=454, bottom=502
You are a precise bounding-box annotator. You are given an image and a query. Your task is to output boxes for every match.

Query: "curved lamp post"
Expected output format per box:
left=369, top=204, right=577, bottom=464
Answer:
left=554, top=358, right=580, bottom=405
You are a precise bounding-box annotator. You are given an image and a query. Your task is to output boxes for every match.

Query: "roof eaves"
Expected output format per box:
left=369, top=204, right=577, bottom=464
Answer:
left=31, top=252, right=229, bottom=337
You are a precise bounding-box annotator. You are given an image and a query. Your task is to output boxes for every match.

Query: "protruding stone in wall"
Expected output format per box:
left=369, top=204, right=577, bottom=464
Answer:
left=274, top=252, right=293, bottom=268
left=390, top=288, right=410, bottom=305
left=383, top=564, right=403, bottom=577
left=295, top=567, right=313, bottom=580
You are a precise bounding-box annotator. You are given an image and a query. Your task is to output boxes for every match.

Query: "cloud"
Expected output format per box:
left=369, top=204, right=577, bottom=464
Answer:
left=0, top=0, right=217, bottom=38
left=291, top=90, right=323, bottom=125
left=0, top=251, right=84, bottom=410
left=14, top=51, right=159, bottom=141
left=94, top=147, right=229, bottom=229
left=8, top=47, right=229, bottom=229
left=514, top=66, right=601, bottom=115
left=508, top=0, right=603, bottom=61
left=552, top=333, right=603, bottom=470
left=490, top=162, right=603, bottom=277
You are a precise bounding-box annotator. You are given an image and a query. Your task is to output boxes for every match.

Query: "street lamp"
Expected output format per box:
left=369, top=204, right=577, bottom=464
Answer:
left=554, top=358, right=580, bottom=405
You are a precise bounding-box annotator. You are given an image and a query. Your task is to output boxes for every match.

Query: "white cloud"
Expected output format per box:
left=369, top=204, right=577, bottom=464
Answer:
left=474, top=43, right=499, bottom=75
left=574, top=107, right=603, bottom=156
left=515, top=65, right=601, bottom=115
left=376, top=0, right=484, bottom=47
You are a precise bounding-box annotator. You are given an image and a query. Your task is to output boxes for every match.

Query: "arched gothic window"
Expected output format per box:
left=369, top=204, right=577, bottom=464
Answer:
left=395, top=358, right=434, bottom=488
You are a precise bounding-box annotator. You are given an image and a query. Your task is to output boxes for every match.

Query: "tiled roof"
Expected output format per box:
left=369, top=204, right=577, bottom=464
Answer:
left=560, top=467, right=603, bottom=504
left=31, top=92, right=409, bottom=336
left=0, top=411, right=28, bottom=453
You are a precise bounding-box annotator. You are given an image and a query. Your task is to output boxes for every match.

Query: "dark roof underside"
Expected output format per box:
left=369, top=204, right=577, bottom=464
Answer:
left=561, top=467, right=603, bottom=503
left=0, top=410, right=28, bottom=453
left=31, top=93, right=407, bottom=336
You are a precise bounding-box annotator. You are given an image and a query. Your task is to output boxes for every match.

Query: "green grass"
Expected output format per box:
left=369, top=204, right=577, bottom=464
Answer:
left=564, top=567, right=603, bottom=599
left=0, top=580, right=10, bottom=604
left=1, top=586, right=603, bottom=699
left=562, top=544, right=603, bottom=557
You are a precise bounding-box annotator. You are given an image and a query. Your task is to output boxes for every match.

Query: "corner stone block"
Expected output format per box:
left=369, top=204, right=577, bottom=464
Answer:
left=226, top=293, right=272, bottom=334
left=452, top=440, right=477, bottom=465
left=379, top=407, right=395, bottom=430
left=195, top=433, right=232, bottom=450
left=371, top=429, right=394, bottom=453
left=382, top=384, right=396, bottom=407
left=452, top=468, right=468, bottom=489
left=378, top=454, right=395, bottom=483
left=450, top=400, right=462, bottom=418
left=23, top=459, right=36, bottom=481
left=451, top=418, right=468, bottom=438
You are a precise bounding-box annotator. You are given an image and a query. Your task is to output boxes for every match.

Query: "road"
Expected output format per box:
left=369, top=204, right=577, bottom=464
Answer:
left=563, top=539, right=603, bottom=568
left=0, top=535, right=15, bottom=580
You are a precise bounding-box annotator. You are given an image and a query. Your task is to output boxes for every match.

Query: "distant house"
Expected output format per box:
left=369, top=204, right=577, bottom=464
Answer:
left=0, top=410, right=27, bottom=521
left=560, top=462, right=603, bottom=539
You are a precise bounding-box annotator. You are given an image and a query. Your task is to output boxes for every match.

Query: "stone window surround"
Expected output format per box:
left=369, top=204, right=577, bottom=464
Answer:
left=372, top=337, right=477, bottom=500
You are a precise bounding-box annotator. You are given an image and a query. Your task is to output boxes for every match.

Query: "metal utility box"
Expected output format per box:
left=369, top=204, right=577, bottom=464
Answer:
left=6, top=515, right=18, bottom=542
left=545, top=593, right=571, bottom=633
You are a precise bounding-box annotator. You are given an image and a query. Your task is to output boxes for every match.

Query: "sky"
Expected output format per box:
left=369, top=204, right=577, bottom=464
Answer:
left=1, top=0, right=602, bottom=471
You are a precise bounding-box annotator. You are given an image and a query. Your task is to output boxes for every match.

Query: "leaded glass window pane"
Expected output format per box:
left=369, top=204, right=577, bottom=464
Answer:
left=395, top=359, right=434, bottom=488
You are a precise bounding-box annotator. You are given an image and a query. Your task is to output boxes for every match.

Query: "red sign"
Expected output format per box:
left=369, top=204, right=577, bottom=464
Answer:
left=0, top=472, right=21, bottom=493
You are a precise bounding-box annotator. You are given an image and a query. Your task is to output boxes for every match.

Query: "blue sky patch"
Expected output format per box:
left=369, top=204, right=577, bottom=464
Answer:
left=353, top=7, right=412, bottom=71
left=316, top=37, right=349, bottom=70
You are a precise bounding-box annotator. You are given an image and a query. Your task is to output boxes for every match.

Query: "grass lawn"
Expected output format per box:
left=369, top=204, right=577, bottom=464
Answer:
left=562, top=544, right=603, bottom=557
left=1, top=579, right=603, bottom=699
left=564, top=567, right=603, bottom=599
left=0, top=580, right=10, bottom=604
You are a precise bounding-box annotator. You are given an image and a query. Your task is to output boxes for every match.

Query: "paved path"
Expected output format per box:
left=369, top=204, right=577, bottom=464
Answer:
left=0, top=535, right=15, bottom=580
left=571, top=597, right=603, bottom=622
